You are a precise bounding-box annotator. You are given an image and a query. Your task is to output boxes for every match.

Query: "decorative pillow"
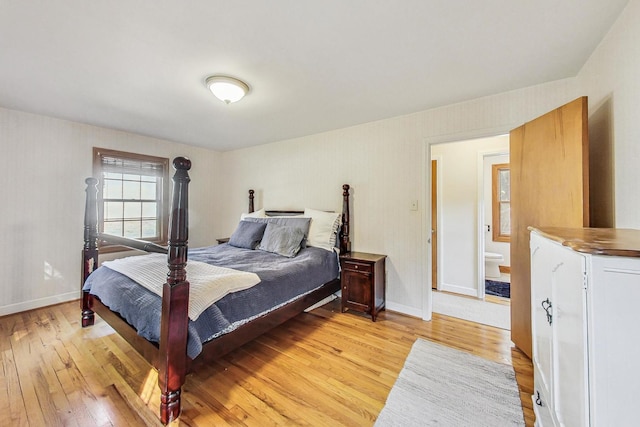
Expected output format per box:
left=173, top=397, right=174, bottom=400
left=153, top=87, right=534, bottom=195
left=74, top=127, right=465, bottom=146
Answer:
left=304, top=208, right=341, bottom=251
left=228, top=220, right=267, bottom=249
left=244, top=217, right=311, bottom=248
left=258, top=222, right=305, bottom=257
left=240, top=208, right=266, bottom=220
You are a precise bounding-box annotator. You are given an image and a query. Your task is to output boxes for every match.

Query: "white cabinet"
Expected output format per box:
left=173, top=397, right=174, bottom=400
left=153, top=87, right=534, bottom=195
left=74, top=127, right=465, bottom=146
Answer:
left=530, top=231, right=589, bottom=426
left=530, top=227, right=640, bottom=427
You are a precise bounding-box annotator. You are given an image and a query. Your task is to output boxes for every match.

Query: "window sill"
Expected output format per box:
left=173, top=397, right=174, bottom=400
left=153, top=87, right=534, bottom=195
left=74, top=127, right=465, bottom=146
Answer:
left=98, top=241, right=167, bottom=254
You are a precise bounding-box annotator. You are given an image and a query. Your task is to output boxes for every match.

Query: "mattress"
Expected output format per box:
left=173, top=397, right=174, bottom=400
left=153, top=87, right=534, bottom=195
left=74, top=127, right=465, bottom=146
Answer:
left=84, top=244, right=340, bottom=358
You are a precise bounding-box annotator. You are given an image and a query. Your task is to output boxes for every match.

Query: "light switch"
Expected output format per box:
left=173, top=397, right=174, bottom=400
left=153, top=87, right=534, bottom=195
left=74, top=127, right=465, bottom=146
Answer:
left=410, top=200, right=418, bottom=211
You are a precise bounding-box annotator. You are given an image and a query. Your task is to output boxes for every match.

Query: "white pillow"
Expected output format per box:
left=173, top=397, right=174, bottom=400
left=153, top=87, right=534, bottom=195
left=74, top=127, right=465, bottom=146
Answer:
left=304, top=208, right=341, bottom=251
left=240, top=208, right=266, bottom=220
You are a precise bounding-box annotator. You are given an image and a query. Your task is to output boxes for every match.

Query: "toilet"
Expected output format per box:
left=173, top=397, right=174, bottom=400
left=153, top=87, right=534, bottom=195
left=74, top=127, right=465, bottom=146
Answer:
left=484, top=252, right=504, bottom=279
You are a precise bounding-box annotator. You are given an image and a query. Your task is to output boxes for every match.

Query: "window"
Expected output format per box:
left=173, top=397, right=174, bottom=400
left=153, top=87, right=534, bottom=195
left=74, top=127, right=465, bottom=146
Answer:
left=492, top=163, right=510, bottom=242
left=93, top=148, right=169, bottom=249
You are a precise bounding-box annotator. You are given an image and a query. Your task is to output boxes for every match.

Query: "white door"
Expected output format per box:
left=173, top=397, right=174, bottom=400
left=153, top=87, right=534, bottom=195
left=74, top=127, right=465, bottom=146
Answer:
left=530, top=234, right=554, bottom=402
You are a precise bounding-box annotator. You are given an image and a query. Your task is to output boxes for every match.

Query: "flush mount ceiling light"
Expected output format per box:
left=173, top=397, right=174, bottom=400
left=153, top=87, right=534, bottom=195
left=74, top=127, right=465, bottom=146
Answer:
left=205, top=75, right=250, bottom=104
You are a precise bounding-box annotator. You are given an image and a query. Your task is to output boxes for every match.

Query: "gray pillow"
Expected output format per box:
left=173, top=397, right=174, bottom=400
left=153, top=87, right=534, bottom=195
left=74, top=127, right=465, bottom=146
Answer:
left=244, top=217, right=311, bottom=248
left=228, top=220, right=267, bottom=249
left=258, top=222, right=305, bottom=257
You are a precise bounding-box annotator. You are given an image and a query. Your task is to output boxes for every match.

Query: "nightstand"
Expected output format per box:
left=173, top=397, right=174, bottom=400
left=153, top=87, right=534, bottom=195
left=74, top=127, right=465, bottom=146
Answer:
left=216, top=237, right=230, bottom=244
left=340, top=252, right=386, bottom=321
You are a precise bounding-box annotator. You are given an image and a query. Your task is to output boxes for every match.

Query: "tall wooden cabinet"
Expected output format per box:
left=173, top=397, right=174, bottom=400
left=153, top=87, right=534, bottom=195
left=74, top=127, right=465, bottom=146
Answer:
left=529, top=227, right=640, bottom=426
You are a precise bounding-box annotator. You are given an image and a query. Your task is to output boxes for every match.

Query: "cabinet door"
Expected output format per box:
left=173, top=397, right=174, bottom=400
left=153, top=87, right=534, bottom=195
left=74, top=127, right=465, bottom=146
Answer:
left=589, top=256, right=640, bottom=426
left=344, top=270, right=371, bottom=311
left=530, top=234, right=555, bottom=402
left=551, top=246, right=588, bottom=427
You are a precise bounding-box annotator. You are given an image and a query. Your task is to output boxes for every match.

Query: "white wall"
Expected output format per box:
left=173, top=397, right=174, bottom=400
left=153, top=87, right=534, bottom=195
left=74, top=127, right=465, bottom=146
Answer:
left=216, top=0, right=640, bottom=317
left=3, top=83, right=579, bottom=321
left=0, top=108, right=222, bottom=316
left=577, top=0, right=640, bottom=228
left=6, top=0, right=639, bottom=320
left=430, top=135, right=509, bottom=297
left=219, top=79, right=580, bottom=317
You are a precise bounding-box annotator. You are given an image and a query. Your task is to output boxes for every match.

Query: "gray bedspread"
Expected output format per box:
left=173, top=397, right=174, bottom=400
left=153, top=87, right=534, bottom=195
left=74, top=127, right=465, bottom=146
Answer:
left=83, top=244, right=339, bottom=358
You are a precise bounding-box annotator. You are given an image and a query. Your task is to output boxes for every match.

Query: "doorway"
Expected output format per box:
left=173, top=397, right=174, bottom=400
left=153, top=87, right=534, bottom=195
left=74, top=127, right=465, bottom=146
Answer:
left=429, top=135, right=511, bottom=329
left=481, top=152, right=510, bottom=300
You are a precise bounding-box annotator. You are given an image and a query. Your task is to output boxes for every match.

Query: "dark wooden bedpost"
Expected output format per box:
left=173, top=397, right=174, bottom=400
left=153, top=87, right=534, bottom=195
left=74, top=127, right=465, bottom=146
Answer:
left=157, top=157, right=191, bottom=425
left=340, top=184, right=351, bottom=253
left=82, top=177, right=99, bottom=327
left=248, top=189, right=254, bottom=213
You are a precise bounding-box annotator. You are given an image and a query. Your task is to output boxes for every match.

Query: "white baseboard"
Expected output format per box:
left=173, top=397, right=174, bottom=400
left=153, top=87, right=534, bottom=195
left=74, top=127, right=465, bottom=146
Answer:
left=313, top=290, right=425, bottom=319
left=0, top=291, right=433, bottom=328
left=432, top=291, right=510, bottom=330
left=386, top=301, right=423, bottom=318
left=304, top=294, right=338, bottom=312
left=0, top=291, right=79, bottom=317
left=439, top=282, right=477, bottom=297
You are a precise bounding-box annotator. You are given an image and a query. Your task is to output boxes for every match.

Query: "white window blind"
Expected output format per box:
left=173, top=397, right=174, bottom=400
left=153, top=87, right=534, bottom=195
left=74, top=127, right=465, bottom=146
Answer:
left=94, top=148, right=169, bottom=246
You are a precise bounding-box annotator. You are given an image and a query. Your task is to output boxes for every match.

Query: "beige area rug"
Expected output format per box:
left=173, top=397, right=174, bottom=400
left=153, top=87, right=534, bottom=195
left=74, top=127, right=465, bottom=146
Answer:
left=375, top=339, right=524, bottom=426
left=432, top=291, right=510, bottom=330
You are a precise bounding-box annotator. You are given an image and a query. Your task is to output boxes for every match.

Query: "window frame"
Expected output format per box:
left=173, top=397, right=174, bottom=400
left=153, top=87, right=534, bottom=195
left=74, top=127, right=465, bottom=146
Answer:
left=492, top=163, right=511, bottom=243
left=93, top=147, right=170, bottom=252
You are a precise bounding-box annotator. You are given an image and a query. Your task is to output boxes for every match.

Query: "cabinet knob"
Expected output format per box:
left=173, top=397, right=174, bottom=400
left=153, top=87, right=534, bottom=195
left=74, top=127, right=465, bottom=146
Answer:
left=541, top=298, right=553, bottom=325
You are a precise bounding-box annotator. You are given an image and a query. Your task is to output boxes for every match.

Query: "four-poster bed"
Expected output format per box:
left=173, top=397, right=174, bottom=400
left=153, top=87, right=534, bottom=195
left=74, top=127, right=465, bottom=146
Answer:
left=81, top=157, right=351, bottom=424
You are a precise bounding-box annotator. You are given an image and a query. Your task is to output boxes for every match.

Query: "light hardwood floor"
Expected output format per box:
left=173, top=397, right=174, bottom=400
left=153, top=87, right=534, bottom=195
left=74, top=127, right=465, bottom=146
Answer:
left=1, top=299, right=534, bottom=426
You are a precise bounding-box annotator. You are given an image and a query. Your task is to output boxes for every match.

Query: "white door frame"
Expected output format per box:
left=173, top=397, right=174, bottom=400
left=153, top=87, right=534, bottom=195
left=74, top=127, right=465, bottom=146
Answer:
left=422, top=127, right=513, bottom=321
left=477, top=149, right=509, bottom=299
left=431, top=154, right=443, bottom=292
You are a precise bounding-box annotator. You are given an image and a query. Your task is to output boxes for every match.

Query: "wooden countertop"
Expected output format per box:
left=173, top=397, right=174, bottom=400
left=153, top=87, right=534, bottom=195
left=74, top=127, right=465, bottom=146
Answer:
left=340, top=252, right=387, bottom=263
left=529, top=227, right=640, bottom=257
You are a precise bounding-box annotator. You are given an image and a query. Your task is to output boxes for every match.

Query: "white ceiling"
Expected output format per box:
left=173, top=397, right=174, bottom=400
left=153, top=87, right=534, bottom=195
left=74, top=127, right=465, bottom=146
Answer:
left=0, top=1, right=630, bottom=151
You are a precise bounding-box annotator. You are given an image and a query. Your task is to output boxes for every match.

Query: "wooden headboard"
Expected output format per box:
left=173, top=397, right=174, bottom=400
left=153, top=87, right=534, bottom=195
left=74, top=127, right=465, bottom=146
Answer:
left=247, top=184, right=351, bottom=253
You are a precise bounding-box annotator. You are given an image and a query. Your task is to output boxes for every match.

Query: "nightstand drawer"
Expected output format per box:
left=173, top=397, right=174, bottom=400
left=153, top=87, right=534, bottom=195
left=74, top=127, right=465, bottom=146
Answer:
left=342, top=261, right=373, bottom=273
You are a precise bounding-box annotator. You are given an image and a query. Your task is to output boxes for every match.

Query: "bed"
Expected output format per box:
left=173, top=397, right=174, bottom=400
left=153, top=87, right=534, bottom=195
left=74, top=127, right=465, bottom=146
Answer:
left=81, top=157, right=351, bottom=424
